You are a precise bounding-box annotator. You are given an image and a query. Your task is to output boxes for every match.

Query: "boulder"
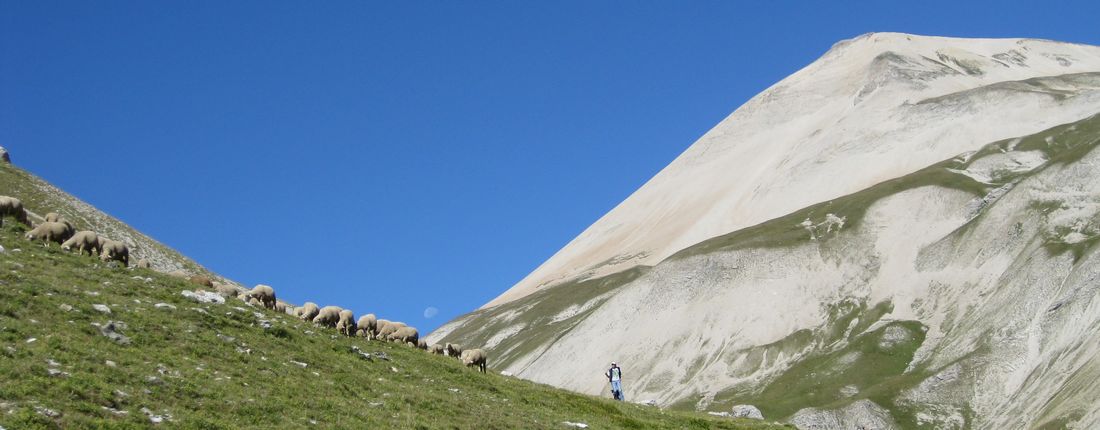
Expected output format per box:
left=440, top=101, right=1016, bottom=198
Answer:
left=731, top=405, right=764, bottom=420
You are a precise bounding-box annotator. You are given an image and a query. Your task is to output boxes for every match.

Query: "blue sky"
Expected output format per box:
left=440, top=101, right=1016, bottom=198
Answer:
left=3, top=1, right=1099, bottom=332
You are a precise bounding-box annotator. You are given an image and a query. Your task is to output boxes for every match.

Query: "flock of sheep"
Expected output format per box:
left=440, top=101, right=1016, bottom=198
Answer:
left=0, top=194, right=489, bottom=373
left=1, top=196, right=133, bottom=267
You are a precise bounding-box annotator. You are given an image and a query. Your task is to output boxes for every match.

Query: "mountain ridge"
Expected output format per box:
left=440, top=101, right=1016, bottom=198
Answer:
left=483, top=33, right=1100, bottom=310
left=433, top=33, right=1100, bottom=429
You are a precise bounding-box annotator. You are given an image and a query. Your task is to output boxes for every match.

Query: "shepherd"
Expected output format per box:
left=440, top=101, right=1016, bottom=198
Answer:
left=606, top=361, right=624, bottom=401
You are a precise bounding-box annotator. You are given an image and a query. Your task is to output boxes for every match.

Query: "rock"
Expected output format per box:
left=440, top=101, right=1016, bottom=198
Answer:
left=840, top=385, right=860, bottom=397
left=0, top=245, right=5, bottom=253
left=26, top=337, right=37, bottom=343
left=638, top=399, right=658, bottom=407
left=101, top=406, right=128, bottom=416
left=708, top=412, right=732, bottom=417
left=93, top=304, right=112, bottom=314
left=180, top=290, right=225, bottom=304
left=47, top=368, right=70, bottom=378
left=59, top=304, right=73, bottom=312
left=141, top=407, right=171, bottom=424
left=562, top=422, right=589, bottom=428
left=731, top=404, right=764, bottom=420
left=98, top=321, right=131, bottom=345
left=789, top=399, right=897, bottom=430
left=289, top=360, right=308, bottom=367
left=154, top=303, right=176, bottom=310
left=448, top=388, right=460, bottom=393
left=500, top=371, right=514, bottom=377
left=35, top=405, right=61, bottom=419
left=105, top=360, right=117, bottom=367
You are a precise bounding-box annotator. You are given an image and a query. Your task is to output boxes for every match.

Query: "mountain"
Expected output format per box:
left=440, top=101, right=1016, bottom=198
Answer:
left=0, top=161, right=781, bottom=428
left=428, top=33, right=1100, bottom=429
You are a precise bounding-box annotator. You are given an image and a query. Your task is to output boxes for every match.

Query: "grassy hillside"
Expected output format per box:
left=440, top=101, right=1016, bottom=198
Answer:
left=0, top=224, right=787, bottom=429
left=0, top=163, right=216, bottom=278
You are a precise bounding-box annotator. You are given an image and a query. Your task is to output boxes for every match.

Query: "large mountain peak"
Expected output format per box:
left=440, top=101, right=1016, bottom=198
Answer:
left=482, top=34, right=1100, bottom=310
left=432, top=35, right=1100, bottom=429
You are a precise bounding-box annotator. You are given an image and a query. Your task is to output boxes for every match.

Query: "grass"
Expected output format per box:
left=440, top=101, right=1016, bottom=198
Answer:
left=0, top=224, right=787, bottom=429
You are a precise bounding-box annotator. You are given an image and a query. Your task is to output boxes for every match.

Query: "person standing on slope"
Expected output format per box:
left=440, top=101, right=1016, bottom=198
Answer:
left=606, top=362, right=624, bottom=401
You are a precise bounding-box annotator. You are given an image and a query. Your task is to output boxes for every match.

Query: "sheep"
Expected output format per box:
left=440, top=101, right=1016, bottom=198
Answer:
left=417, top=339, right=428, bottom=350
left=245, top=284, right=277, bottom=310
left=274, top=301, right=287, bottom=314
left=356, top=314, right=377, bottom=339
left=313, top=306, right=342, bottom=327
left=387, top=326, right=419, bottom=347
left=135, top=259, right=151, bottom=269
left=336, top=309, right=356, bottom=337
left=429, top=344, right=445, bottom=355
left=445, top=343, right=463, bottom=359
left=0, top=196, right=29, bottom=227
left=296, top=302, right=320, bottom=321
left=248, top=297, right=263, bottom=307
left=189, top=275, right=214, bottom=287
left=461, top=349, right=488, bottom=373
left=214, top=282, right=242, bottom=299
left=44, top=212, right=60, bottom=223
left=25, top=221, right=74, bottom=246
left=61, top=230, right=100, bottom=256
left=169, top=270, right=188, bottom=279
left=376, top=320, right=406, bottom=340
left=99, top=240, right=130, bottom=267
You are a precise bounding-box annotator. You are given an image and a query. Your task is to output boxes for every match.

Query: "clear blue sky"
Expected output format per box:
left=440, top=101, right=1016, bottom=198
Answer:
left=3, top=1, right=1099, bottom=332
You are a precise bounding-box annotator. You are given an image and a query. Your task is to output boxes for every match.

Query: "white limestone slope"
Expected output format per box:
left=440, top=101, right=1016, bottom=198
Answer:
left=484, top=32, right=1100, bottom=309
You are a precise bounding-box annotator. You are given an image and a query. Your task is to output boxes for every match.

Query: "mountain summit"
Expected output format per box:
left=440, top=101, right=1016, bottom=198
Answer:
left=431, top=33, right=1100, bottom=429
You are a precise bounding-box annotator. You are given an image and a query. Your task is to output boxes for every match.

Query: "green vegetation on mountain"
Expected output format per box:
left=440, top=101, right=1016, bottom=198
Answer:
left=0, top=223, right=785, bottom=429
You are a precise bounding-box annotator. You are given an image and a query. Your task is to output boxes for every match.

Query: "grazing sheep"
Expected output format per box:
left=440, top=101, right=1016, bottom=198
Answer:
left=336, top=309, right=356, bottom=336
left=387, top=326, right=419, bottom=346
left=312, top=306, right=342, bottom=327
left=99, top=240, right=130, bottom=266
left=25, top=221, right=74, bottom=246
left=213, top=282, right=242, bottom=299
left=461, top=349, right=488, bottom=373
left=275, top=301, right=287, bottom=314
left=247, top=297, right=263, bottom=307
left=189, top=275, right=214, bottom=287
left=376, top=320, right=406, bottom=340
left=445, top=343, right=463, bottom=359
left=356, top=314, right=377, bottom=339
left=417, top=339, right=428, bottom=350
left=136, top=259, right=151, bottom=269
left=169, top=270, right=188, bottom=278
left=245, top=284, right=277, bottom=310
left=429, top=344, right=445, bottom=355
left=44, top=212, right=60, bottom=223
left=0, top=196, right=29, bottom=227
left=61, top=230, right=100, bottom=256
left=296, top=302, right=320, bottom=321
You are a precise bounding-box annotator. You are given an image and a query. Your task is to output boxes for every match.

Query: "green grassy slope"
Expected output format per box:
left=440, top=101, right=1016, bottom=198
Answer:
left=0, top=225, right=787, bottom=429
left=0, top=164, right=215, bottom=277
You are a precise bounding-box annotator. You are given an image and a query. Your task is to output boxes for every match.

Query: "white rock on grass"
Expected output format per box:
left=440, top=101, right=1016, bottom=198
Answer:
left=731, top=405, right=764, bottom=420
left=180, top=290, right=224, bottom=304
left=562, top=422, right=589, bottom=428
left=93, top=304, right=112, bottom=314
left=154, top=303, right=176, bottom=310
